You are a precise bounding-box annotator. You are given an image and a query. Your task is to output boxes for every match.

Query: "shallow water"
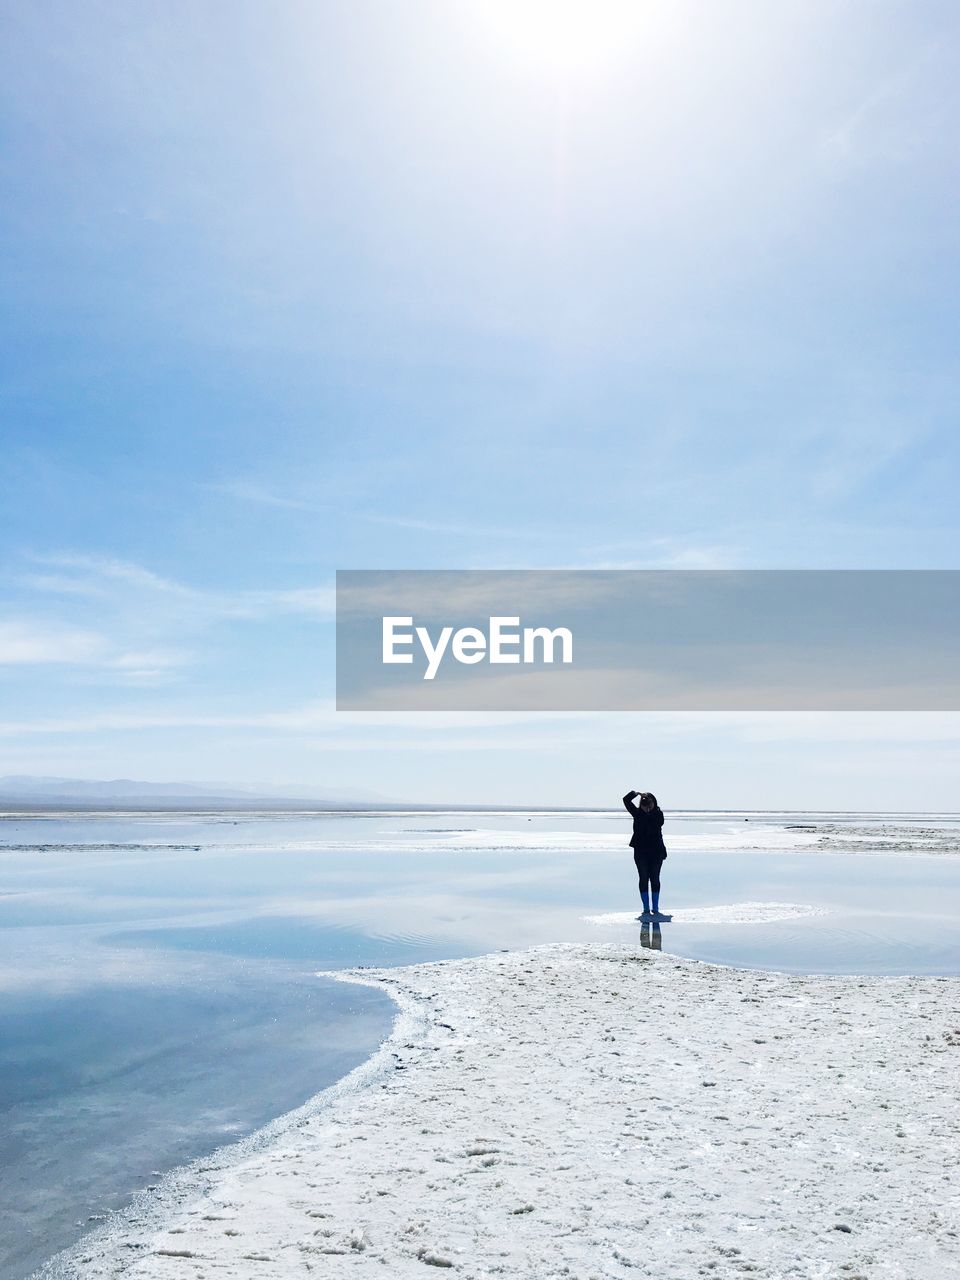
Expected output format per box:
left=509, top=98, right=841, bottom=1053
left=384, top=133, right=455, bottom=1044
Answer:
left=1, top=807, right=959, bottom=1277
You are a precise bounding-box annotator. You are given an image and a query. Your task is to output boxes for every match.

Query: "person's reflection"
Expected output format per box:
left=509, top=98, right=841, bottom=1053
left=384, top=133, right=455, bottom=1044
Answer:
left=640, top=921, right=663, bottom=951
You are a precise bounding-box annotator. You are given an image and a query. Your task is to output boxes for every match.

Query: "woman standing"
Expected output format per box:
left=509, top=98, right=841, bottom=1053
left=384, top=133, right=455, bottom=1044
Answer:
left=622, top=789, right=670, bottom=921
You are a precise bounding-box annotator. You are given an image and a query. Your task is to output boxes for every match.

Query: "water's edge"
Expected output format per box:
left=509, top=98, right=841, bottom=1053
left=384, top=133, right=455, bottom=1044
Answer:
left=32, top=975, right=420, bottom=1280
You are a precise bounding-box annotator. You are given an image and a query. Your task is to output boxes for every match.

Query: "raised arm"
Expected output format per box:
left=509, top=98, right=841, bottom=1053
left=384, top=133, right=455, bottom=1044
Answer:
left=622, top=790, right=639, bottom=816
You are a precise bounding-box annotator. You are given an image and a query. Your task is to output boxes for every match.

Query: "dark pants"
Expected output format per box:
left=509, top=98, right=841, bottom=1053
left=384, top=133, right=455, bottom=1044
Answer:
left=634, top=852, right=664, bottom=895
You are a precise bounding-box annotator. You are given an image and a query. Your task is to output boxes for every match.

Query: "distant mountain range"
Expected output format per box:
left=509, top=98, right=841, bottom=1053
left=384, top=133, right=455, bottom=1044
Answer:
left=0, top=775, right=392, bottom=809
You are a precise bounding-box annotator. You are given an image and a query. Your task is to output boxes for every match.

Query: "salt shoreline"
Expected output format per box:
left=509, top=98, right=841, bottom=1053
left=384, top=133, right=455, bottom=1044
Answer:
left=40, top=939, right=960, bottom=1280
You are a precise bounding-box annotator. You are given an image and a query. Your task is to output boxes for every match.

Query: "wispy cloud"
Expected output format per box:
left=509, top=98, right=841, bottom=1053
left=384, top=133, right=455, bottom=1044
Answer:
left=571, top=537, right=741, bottom=570
left=108, top=649, right=192, bottom=685
left=208, top=476, right=554, bottom=542
left=0, top=619, right=188, bottom=684
left=0, top=702, right=576, bottom=736
left=4, top=552, right=335, bottom=686
left=364, top=514, right=550, bottom=540
left=19, top=552, right=336, bottom=621
left=0, top=703, right=957, bottom=749
left=203, top=479, right=321, bottom=511
left=0, top=620, right=106, bottom=665
left=821, top=40, right=946, bottom=163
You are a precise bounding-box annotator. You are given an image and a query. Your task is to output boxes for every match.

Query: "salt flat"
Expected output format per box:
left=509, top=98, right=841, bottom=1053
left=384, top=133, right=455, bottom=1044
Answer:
left=50, top=933, right=960, bottom=1280
left=584, top=901, right=831, bottom=925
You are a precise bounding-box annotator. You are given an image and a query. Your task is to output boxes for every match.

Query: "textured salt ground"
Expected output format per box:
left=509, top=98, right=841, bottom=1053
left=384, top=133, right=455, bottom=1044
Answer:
left=48, top=945, right=960, bottom=1280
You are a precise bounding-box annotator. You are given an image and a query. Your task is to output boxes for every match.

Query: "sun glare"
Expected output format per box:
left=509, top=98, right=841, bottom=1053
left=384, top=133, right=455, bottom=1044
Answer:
left=469, top=0, right=648, bottom=76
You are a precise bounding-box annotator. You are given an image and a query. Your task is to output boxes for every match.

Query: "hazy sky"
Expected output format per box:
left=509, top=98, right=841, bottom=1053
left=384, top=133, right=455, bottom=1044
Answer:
left=2, top=1, right=959, bottom=805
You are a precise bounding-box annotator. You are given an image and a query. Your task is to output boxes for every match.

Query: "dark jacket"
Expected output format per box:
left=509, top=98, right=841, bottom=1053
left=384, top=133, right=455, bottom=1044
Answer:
left=623, top=791, right=667, bottom=857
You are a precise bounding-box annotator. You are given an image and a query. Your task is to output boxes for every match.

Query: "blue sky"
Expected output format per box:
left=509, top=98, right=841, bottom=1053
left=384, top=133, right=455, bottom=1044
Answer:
left=1, top=1, right=959, bottom=805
